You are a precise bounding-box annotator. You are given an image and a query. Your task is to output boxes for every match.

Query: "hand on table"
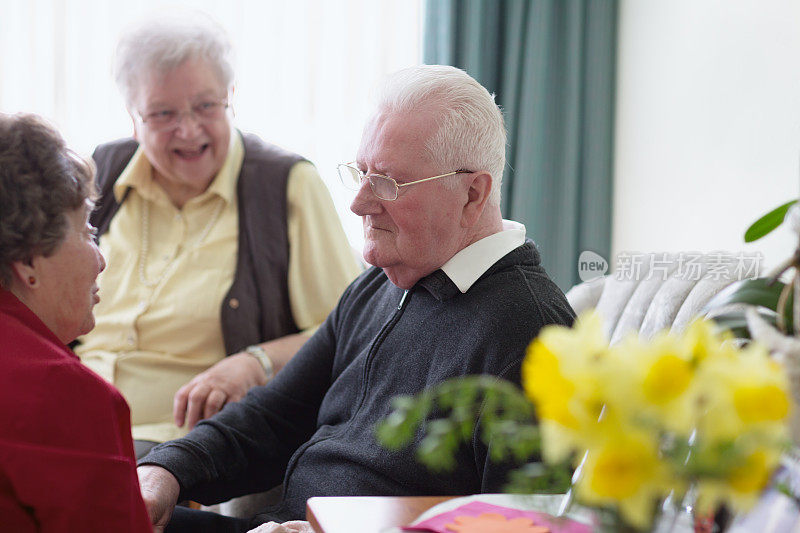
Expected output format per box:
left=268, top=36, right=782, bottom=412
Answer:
left=247, top=520, right=315, bottom=533
left=137, top=465, right=180, bottom=533
left=173, top=352, right=268, bottom=429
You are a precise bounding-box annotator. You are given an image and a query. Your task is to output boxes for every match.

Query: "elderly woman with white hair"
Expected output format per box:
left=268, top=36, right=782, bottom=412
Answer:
left=75, top=11, right=361, bottom=458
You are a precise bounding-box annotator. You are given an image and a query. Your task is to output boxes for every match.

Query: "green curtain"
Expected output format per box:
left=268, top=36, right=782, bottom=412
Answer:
left=425, top=0, right=617, bottom=291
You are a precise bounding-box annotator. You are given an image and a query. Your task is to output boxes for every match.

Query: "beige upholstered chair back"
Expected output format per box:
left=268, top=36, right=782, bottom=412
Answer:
left=565, top=253, right=761, bottom=345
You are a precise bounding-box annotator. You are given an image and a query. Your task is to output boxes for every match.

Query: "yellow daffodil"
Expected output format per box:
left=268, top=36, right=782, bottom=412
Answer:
left=734, top=384, right=790, bottom=423
left=696, top=341, right=790, bottom=441
left=682, top=318, right=735, bottom=365
left=728, top=450, right=772, bottom=493
left=578, top=430, right=672, bottom=529
left=523, top=312, right=609, bottom=430
left=522, top=312, right=790, bottom=530
left=695, top=446, right=784, bottom=513
left=606, top=334, right=698, bottom=435
left=523, top=337, right=578, bottom=428
left=642, top=352, right=693, bottom=405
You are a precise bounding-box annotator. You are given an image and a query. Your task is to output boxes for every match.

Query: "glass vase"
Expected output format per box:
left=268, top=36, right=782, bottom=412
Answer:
left=591, top=495, right=697, bottom=533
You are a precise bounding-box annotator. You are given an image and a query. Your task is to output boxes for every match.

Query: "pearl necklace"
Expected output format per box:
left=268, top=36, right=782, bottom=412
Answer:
left=138, top=198, right=225, bottom=289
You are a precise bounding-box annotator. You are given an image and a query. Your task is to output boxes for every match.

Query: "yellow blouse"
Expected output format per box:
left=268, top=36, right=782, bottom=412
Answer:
left=76, top=132, right=361, bottom=442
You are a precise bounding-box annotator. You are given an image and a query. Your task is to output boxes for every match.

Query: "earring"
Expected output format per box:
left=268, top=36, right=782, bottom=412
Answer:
left=28, top=276, right=36, bottom=285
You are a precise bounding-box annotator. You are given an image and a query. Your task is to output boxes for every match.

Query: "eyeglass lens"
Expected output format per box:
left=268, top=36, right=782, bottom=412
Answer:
left=144, top=101, right=227, bottom=130
left=338, top=166, right=397, bottom=200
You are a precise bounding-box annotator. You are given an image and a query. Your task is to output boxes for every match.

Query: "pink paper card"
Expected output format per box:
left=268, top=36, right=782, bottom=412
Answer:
left=402, top=501, right=592, bottom=533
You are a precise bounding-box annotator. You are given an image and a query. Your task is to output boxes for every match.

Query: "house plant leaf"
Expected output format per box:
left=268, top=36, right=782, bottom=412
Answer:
left=744, top=200, right=797, bottom=242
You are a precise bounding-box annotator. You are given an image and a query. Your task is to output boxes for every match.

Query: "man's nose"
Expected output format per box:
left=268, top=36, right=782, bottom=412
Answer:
left=350, top=178, right=380, bottom=215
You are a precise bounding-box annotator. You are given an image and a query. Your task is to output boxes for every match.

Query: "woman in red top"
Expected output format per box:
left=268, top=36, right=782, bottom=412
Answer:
left=0, top=113, right=150, bottom=532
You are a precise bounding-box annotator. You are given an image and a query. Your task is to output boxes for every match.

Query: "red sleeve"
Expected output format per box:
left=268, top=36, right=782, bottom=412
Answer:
left=0, top=468, right=37, bottom=533
left=0, top=438, right=150, bottom=532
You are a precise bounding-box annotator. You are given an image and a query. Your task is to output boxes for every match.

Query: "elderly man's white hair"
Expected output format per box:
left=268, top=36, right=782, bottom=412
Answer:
left=113, top=9, right=235, bottom=109
left=376, top=65, right=506, bottom=206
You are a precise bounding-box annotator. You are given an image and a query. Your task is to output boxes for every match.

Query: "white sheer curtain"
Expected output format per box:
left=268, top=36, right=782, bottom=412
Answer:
left=0, top=0, right=422, bottom=248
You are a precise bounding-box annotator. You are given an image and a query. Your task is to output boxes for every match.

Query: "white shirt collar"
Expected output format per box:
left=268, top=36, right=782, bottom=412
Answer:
left=440, top=220, right=527, bottom=293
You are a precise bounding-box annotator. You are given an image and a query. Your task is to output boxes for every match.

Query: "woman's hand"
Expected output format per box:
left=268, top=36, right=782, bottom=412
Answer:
left=173, top=353, right=268, bottom=429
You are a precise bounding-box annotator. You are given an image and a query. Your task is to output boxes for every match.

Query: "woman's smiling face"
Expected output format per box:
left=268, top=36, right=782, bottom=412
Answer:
left=132, top=56, right=231, bottom=206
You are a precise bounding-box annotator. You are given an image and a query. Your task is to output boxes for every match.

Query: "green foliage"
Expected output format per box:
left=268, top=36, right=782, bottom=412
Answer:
left=718, top=197, right=800, bottom=339
left=707, top=278, right=790, bottom=311
left=706, top=308, right=780, bottom=339
left=776, top=482, right=800, bottom=508
left=744, top=200, right=797, bottom=242
left=505, top=460, right=572, bottom=494
left=663, top=435, right=742, bottom=479
left=704, top=278, right=792, bottom=337
left=376, top=375, right=570, bottom=489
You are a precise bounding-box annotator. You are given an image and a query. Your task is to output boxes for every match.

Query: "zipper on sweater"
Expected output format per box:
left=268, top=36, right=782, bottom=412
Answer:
left=281, top=288, right=412, bottom=486
left=397, top=289, right=408, bottom=310
left=352, top=289, right=411, bottom=413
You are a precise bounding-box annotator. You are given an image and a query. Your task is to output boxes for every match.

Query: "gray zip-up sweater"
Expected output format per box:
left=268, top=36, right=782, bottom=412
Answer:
left=141, top=241, right=575, bottom=525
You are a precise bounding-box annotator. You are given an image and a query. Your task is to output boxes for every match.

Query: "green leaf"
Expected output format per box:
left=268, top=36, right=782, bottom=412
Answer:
left=776, top=482, right=800, bottom=508
left=375, top=375, right=541, bottom=474
left=375, top=411, right=419, bottom=449
left=744, top=200, right=797, bottom=242
left=417, top=419, right=459, bottom=471
left=704, top=277, right=788, bottom=312
left=703, top=278, right=793, bottom=335
left=504, top=460, right=572, bottom=494
left=708, top=310, right=778, bottom=340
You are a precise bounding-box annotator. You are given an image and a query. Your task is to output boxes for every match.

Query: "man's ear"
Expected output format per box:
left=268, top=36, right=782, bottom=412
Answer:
left=460, top=171, right=493, bottom=228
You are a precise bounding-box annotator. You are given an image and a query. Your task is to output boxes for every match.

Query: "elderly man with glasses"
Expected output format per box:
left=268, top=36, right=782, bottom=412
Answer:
left=137, top=65, right=575, bottom=533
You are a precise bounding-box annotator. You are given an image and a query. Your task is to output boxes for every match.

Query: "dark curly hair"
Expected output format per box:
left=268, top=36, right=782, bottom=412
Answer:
left=0, top=113, right=96, bottom=288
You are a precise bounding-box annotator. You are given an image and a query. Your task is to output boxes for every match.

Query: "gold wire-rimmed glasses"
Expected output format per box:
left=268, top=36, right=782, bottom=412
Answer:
left=337, top=162, right=474, bottom=201
left=137, top=98, right=230, bottom=131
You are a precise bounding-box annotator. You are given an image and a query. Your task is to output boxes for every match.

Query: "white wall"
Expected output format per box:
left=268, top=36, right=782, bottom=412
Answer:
left=614, top=0, right=800, bottom=272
